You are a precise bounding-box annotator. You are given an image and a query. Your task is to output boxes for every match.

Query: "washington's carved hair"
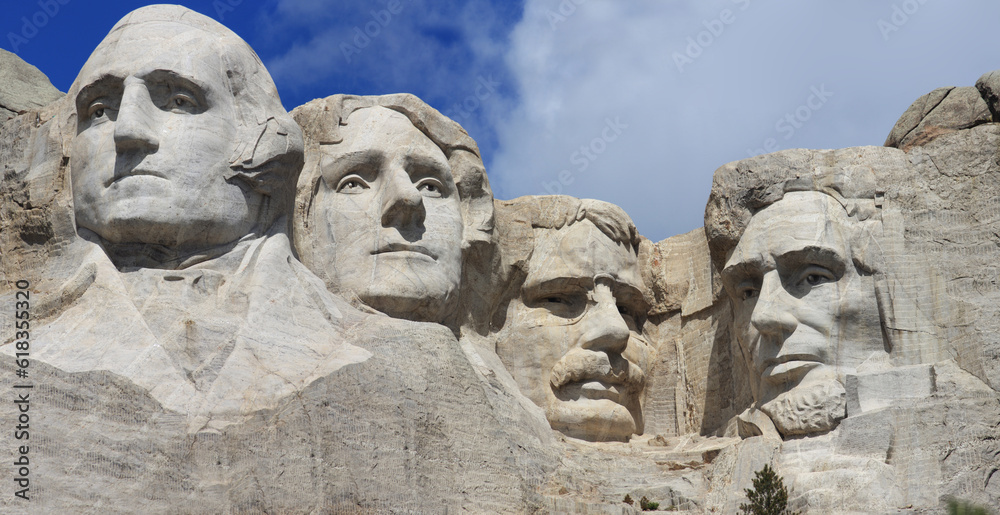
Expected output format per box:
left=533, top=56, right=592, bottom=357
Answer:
left=67, top=5, right=304, bottom=227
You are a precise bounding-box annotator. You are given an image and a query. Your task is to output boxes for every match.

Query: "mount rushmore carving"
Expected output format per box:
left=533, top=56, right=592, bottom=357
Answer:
left=0, top=5, right=997, bottom=513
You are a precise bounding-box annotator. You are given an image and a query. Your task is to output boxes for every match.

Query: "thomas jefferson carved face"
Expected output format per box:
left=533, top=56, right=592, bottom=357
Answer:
left=304, top=107, right=464, bottom=323
left=496, top=220, right=649, bottom=442
left=722, top=191, right=887, bottom=436
left=71, top=21, right=258, bottom=250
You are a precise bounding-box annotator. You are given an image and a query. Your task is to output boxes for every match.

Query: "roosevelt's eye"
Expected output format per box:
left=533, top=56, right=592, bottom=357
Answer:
left=740, top=287, right=759, bottom=301
left=416, top=178, right=444, bottom=198
left=531, top=291, right=586, bottom=319
left=336, top=175, right=370, bottom=193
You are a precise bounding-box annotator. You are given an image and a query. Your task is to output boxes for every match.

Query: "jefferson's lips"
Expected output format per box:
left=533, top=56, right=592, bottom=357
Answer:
left=371, top=243, right=437, bottom=260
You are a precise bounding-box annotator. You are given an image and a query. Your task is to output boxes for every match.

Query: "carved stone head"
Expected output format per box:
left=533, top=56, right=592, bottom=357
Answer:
left=293, top=94, right=493, bottom=324
left=69, top=5, right=303, bottom=254
left=706, top=152, right=892, bottom=437
left=492, top=196, right=650, bottom=442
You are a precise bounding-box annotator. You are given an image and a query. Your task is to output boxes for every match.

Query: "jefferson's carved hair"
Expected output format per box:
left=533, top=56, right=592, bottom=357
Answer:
left=68, top=5, right=304, bottom=227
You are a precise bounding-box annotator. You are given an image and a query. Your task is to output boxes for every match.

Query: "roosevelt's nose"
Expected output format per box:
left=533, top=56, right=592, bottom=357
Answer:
left=380, top=167, right=426, bottom=228
left=750, top=271, right=799, bottom=338
left=113, top=78, right=159, bottom=155
left=579, top=283, right=630, bottom=355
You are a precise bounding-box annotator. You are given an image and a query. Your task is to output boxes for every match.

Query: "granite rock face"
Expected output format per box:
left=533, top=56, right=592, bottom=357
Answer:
left=1, top=5, right=999, bottom=514
left=0, top=49, right=62, bottom=123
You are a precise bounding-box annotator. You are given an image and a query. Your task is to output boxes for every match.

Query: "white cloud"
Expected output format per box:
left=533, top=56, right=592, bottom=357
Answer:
left=490, top=0, right=1000, bottom=241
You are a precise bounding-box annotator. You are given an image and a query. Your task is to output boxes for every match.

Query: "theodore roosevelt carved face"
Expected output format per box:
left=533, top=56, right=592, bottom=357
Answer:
left=721, top=191, right=887, bottom=436
left=494, top=200, right=650, bottom=442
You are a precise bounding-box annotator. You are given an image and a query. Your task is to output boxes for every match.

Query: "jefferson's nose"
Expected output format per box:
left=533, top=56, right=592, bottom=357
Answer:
left=380, top=167, right=425, bottom=228
left=579, top=283, right=630, bottom=355
left=113, top=78, right=159, bottom=154
left=750, top=271, right=799, bottom=338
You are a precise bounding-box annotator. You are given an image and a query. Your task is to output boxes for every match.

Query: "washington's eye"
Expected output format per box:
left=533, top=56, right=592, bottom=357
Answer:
left=336, top=175, right=370, bottom=193
left=545, top=296, right=567, bottom=304
left=416, top=178, right=444, bottom=197
left=87, top=102, right=110, bottom=120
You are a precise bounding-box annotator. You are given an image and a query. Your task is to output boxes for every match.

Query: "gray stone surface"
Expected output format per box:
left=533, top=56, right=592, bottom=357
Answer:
left=1, top=4, right=999, bottom=514
left=0, top=48, right=62, bottom=123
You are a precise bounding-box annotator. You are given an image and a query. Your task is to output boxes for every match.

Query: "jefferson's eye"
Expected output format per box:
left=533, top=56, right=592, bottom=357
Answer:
left=799, top=266, right=836, bottom=287
left=169, top=93, right=198, bottom=112
left=416, top=178, right=444, bottom=198
left=545, top=296, right=567, bottom=304
left=336, top=175, right=370, bottom=193
left=740, top=287, right=759, bottom=301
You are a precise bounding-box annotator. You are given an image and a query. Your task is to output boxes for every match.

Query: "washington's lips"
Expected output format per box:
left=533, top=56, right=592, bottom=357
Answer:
left=762, top=353, right=824, bottom=384
left=107, top=168, right=167, bottom=186
left=371, top=243, right=437, bottom=260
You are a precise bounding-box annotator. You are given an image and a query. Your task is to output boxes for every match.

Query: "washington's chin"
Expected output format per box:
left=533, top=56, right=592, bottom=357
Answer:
left=77, top=213, right=253, bottom=248
left=358, top=283, right=458, bottom=324
left=545, top=398, right=637, bottom=442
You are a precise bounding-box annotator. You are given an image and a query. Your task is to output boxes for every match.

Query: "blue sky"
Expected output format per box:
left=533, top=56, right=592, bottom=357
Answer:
left=6, top=0, right=1000, bottom=242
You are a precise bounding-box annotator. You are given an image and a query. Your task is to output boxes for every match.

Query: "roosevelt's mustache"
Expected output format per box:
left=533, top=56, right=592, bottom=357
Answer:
left=549, top=348, right=645, bottom=391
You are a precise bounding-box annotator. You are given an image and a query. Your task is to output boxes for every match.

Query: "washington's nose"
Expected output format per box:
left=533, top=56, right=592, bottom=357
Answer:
left=113, top=78, right=159, bottom=154
left=579, top=284, right=630, bottom=355
left=380, top=167, right=425, bottom=228
left=750, top=271, right=799, bottom=338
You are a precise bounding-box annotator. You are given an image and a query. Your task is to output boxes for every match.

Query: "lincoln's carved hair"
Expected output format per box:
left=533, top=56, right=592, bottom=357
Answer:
left=292, top=93, right=494, bottom=250
left=68, top=5, right=304, bottom=226
left=704, top=148, right=895, bottom=350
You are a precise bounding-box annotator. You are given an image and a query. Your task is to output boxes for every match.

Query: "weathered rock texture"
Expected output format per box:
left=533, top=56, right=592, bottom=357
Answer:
left=0, top=49, right=62, bottom=123
left=1, top=5, right=998, bottom=514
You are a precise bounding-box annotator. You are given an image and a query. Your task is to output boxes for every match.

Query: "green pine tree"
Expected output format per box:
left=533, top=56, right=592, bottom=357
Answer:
left=739, top=464, right=798, bottom=515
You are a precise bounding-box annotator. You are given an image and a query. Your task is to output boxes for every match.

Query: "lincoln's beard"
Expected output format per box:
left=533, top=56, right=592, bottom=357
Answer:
left=760, top=379, right=847, bottom=437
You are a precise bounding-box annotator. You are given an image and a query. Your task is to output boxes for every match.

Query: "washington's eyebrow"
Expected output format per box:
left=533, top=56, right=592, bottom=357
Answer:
left=75, top=74, right=123, bottom=112
left=135, top=68, right=210, bottom=95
